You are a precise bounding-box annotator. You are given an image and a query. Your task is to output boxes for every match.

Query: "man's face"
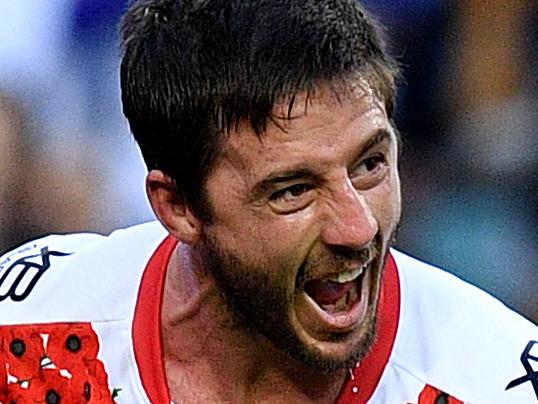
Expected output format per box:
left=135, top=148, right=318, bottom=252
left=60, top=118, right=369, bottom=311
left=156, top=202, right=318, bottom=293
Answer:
left=199, top=83, right=401, bottom=372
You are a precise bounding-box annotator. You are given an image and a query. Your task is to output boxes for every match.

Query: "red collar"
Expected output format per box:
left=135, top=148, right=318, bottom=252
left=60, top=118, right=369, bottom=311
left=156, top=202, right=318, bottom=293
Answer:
left=133, top=236, right=400, bottom=403
left=336, top=253, right=400, bottom=403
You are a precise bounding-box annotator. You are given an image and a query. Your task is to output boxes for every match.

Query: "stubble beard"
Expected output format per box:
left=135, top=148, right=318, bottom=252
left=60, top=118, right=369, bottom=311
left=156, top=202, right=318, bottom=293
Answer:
left=196, top=232, right=394, bottom=374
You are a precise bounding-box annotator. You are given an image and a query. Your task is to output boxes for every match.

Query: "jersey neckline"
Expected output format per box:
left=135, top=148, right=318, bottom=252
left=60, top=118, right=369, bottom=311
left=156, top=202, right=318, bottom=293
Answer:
left=132, top=236, right=400, bottom=403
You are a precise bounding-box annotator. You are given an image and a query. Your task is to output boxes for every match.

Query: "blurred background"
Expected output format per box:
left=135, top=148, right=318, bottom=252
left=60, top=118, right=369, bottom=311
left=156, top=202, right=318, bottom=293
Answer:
left=0, top=1, right=536, bottom=322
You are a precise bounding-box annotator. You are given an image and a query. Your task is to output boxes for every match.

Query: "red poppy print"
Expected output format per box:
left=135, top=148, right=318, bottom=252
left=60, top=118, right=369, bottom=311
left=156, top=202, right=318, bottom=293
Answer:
left=418, top=384, right=463, bottom=404
left=0, top=357, right=7, bottom=402
left=0, top=326, right=45, bottom=379
left=0, top=322, right=117, bottom=403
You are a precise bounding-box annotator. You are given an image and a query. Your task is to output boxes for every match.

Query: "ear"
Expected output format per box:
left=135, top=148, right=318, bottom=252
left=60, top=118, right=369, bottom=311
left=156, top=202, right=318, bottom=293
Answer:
left=146, top=170, right=202, bottom=244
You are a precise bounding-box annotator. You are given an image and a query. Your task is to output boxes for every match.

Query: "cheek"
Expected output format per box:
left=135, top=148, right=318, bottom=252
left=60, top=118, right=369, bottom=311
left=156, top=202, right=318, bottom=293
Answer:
left=364, top=171, right=401, bottom=232
left=210, top=208, right=319, bottom=269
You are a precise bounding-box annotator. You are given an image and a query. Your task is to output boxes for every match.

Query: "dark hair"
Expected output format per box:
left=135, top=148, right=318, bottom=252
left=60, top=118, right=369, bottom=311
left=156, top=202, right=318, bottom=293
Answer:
left=120, top=0, right=398, bottom=220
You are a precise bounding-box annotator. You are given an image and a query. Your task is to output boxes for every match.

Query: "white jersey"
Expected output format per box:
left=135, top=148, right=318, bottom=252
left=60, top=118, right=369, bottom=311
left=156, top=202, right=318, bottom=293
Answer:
left=0, top=222, right=536, bottom=403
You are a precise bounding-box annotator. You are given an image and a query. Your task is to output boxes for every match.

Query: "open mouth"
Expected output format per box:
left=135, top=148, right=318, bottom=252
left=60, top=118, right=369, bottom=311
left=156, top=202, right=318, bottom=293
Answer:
left=303, top=264, right=366, bottom=315
left=294, top=252, right=378, bottom=335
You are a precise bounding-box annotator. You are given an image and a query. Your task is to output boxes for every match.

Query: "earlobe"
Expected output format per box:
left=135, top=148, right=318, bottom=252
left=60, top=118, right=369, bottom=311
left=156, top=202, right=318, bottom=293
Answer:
left=146, top=170, right=202, bottom=244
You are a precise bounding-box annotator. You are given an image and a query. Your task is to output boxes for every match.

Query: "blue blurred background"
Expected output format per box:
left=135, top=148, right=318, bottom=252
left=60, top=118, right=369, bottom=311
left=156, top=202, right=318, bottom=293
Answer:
left=0, top=0, right=536, bottom=322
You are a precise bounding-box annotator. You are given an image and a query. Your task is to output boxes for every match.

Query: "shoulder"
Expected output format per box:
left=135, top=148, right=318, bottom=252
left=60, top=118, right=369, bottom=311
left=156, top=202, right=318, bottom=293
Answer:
left=0, top=221, right=169, bottom=324
left=391, top=249, right=535, bottom=334
left=388, top=249, right=538, bottom=403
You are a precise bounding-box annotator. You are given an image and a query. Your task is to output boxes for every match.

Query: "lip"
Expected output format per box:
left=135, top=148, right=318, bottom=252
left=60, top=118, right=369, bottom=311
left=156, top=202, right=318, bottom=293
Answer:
left=295, top=265, right=372, bottom=336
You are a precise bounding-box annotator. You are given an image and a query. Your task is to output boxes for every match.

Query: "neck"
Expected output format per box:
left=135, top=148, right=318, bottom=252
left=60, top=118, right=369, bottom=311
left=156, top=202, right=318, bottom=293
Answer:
left=161, top=244, right=347, bottom=403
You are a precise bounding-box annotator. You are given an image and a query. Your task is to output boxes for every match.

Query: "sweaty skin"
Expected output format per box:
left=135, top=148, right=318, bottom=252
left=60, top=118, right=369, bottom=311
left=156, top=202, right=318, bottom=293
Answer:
left=154, top=83, right=401, bottom=403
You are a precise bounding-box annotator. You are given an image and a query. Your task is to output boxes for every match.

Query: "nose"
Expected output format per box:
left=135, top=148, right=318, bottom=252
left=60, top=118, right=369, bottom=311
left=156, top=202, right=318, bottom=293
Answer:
left=321, top=183, right=378, bottom=250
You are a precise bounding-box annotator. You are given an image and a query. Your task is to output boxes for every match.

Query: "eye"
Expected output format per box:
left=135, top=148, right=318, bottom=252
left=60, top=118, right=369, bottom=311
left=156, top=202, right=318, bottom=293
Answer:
left=268, top=183, right=315, bottom=213
left=361, top=154, right=386, bottom=172
left=351, top=153, right=389, bottom=189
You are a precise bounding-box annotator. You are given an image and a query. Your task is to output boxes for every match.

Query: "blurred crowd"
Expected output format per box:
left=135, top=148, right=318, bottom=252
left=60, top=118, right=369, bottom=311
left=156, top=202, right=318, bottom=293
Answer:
left=1, top=1, right=536, bottom=322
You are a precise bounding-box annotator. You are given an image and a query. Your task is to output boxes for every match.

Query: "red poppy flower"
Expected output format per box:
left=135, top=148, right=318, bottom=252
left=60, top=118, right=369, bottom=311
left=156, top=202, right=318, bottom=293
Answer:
left=0, top=323, right=117, bottom=403
left=0, top=325, right=46, bottom=380
left=69, top=360, right=116, bottom=403
left=46, top=323, right=100, bottom=370
left=6, top=369, right=74, bottom=403
left=418, top=384, right=463, bottom=404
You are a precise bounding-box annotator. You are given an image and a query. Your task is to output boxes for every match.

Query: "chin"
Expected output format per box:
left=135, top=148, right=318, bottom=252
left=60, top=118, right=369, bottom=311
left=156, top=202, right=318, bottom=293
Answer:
left=287, top=288, right=380, bottom=373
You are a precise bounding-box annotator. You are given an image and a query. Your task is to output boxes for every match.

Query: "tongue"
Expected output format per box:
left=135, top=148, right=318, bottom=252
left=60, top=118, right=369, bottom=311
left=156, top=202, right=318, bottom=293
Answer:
left=304, top=279, right=354, bottom=306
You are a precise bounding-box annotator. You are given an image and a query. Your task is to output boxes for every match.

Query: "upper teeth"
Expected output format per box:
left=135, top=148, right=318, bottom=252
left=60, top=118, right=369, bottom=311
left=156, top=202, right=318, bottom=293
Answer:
left=327, top=264, right=366, bottom=284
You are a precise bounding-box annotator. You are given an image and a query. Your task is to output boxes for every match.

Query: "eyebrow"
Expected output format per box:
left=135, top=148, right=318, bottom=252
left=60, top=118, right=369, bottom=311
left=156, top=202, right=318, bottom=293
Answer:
left=251, top=128, right=393, bottom=195
left=357, top=128, right=392, bottom=157
left=254, top=168, right=318, bottom=194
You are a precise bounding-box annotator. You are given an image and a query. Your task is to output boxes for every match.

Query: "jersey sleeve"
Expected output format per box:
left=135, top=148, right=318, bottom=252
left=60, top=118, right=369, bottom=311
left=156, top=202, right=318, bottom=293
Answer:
left=388, top=250, right=538, bottom=403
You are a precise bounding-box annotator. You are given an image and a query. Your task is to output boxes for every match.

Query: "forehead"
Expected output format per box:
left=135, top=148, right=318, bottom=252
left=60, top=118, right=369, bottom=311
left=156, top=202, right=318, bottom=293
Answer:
left=218, top=83, right=392, bottom=177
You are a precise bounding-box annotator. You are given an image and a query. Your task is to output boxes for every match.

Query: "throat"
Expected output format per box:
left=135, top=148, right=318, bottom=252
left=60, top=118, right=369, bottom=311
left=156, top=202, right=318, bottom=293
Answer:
left=163, top=288, right=347, bottom=403
left=164, top=325, right=347, bottom=404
